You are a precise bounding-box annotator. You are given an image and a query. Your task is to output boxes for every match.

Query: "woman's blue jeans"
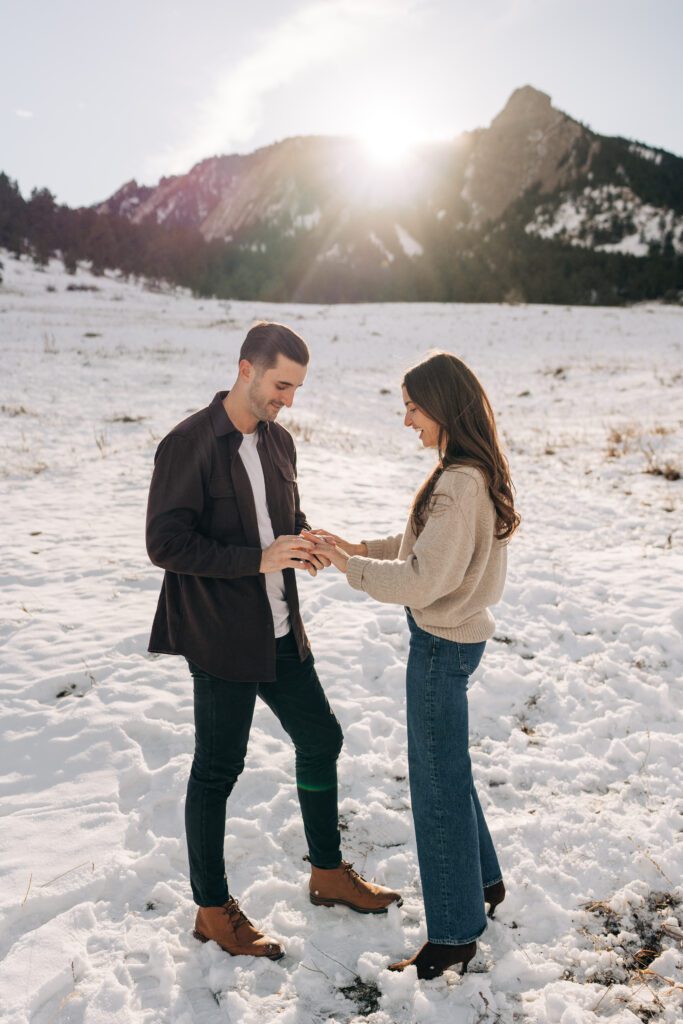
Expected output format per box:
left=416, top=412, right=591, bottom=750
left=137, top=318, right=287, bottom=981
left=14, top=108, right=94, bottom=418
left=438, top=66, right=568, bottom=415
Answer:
left=406, top=610, right=502, bottom=944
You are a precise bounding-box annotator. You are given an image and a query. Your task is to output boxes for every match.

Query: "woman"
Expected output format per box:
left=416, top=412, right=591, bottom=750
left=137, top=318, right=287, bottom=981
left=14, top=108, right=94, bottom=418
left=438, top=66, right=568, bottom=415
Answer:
left=304, top=351, right=520, bottom=980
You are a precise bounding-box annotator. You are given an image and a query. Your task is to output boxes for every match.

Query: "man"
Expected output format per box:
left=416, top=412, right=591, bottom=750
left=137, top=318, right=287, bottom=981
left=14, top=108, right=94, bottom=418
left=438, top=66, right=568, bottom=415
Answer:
left=146, top=321, right=401, bottom=961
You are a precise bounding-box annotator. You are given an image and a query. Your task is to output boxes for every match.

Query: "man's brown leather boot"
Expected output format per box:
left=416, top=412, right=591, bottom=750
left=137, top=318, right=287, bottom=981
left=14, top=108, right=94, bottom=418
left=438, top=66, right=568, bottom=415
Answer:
left=309, top=860, right=402, bottom=914
left=193, top=897, right=284, bottom=959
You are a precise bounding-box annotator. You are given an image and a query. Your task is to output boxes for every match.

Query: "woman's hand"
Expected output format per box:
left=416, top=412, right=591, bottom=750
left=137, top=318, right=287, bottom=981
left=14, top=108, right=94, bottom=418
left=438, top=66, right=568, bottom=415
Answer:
left=306, top=529, right=367, bottom=557
left=302, top=531, right=351, bottom=574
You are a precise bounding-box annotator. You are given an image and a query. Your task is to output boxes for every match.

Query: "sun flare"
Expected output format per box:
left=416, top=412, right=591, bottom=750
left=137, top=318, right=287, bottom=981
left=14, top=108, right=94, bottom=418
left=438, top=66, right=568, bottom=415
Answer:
left=359, top=129, right=415, bottom=166
left=353, top=112, right=451, bottom=169
left=353, top=105, right=425, bottom=167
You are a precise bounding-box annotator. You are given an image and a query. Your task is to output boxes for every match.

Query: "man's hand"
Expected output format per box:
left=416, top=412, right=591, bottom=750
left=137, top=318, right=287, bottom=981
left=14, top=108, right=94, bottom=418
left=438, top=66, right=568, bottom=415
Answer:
left=260, top=535, right=326, bottom=576
left=303, top=532, right=351, bottom=574
left=305, top=529, right=367, bottom=557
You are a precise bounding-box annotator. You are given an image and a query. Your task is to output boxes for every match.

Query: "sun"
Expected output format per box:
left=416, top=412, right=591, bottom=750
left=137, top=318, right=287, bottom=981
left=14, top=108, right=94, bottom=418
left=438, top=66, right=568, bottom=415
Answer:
left=359, top=127, right=415, bottom=166
left=353, top=106, right=423, bottom=167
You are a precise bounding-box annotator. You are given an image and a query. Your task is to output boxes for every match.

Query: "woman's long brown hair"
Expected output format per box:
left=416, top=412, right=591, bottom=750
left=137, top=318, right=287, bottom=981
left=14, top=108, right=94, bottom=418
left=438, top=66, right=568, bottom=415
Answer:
left=403, top=352, right=520, bottom=540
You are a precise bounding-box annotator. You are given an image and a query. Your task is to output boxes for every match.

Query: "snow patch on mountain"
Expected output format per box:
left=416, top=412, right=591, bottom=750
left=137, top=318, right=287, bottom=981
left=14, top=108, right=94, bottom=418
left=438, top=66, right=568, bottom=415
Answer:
left=156, top=201, right=179, bottom=225
left=316, top=241, right=343, bottom=262
left=293, top=209, right=321, bottom=231
left=629, top=143, right=663, bottom=165
left=395, top=225, right=423, bottom=257
left=369, top=232, right=395, bottom=263
left=525, top=184, right=683, bottom=257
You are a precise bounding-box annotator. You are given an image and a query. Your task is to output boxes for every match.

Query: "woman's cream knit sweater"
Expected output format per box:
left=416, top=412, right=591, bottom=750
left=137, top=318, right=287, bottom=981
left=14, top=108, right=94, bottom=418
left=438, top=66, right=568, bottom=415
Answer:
left=346, top=465, right=507, bottom=643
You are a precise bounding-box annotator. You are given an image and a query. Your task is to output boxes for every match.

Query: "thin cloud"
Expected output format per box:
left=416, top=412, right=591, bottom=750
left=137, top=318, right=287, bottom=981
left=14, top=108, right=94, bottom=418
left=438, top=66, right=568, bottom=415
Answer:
left=15, top=109, right=34, bottom=119
left=492, top=0, right=559, bottom=27
left=145, top=0, right=422, bottom=180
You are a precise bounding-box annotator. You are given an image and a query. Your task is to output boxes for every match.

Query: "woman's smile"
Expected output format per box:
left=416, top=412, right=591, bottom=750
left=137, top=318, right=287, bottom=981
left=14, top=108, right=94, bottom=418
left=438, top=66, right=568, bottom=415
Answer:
left=402, top=384, right=442, bottom=448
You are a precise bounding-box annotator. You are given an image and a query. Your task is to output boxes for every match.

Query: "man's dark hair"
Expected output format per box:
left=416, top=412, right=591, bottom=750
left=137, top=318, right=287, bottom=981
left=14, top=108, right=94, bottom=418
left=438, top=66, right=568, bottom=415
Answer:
left=239, top=321, right=309, bottom=370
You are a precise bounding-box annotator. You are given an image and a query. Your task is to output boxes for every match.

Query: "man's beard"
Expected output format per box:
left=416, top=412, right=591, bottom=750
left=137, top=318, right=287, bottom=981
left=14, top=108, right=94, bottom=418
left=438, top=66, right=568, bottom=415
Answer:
left=249, top=384, right=283, bottom=422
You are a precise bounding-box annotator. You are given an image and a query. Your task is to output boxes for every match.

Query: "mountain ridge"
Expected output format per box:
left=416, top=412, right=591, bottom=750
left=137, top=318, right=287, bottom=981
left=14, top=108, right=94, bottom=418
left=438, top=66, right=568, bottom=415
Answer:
left=98, top=85, right=681, bottom=238
left=95, top=85, right=683, bottom=283
left=2, top=85, right=681, bottom=304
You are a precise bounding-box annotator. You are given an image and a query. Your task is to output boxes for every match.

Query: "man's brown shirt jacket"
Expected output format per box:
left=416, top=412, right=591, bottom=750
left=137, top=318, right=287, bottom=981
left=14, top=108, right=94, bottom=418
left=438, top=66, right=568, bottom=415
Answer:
left=146, top=391, right=311, bottom=681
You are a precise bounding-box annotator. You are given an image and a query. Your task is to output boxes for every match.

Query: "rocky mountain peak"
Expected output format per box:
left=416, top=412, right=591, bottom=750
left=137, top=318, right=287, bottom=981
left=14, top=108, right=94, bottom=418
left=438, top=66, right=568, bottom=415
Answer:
left=494, top=85, right=554, bottom=127
left=462, top=86, right=588, bottom=225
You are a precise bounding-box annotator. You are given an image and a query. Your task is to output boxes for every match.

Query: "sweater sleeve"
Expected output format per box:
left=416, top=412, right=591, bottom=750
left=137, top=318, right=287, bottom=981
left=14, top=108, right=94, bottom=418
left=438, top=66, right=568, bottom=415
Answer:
left=360, top=533, right=404, bottom=560
left=346, top=472, right=480, bottom=607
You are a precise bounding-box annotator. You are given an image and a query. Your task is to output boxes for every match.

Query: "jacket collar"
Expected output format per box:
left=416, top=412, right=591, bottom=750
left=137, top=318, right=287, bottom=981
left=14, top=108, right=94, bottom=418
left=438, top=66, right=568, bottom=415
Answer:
left=210, top=391, right=270, bottom=438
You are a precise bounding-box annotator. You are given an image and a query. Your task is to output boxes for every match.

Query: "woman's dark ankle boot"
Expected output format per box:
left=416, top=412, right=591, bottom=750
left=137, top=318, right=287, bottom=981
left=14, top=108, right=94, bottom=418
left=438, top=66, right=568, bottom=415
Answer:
left=484, top=880, right=506, bottom=918
left=388, top=940, right=476, bottom=979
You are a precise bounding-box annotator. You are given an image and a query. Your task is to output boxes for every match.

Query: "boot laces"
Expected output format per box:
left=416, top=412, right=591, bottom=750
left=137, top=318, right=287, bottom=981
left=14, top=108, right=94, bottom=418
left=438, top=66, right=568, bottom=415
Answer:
left=222, top=897, right=251, bottom=932
left=342, top=861, right=367, bottom=892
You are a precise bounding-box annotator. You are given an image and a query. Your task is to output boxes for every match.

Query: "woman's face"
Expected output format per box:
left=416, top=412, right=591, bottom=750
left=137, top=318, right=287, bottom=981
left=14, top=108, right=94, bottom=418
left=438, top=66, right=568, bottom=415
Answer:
left=402, top=386, right=441, bottom=448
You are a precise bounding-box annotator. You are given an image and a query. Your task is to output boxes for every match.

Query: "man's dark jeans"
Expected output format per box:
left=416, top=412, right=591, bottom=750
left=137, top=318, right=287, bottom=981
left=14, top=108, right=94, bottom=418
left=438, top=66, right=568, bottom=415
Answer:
left=185, top=632, right=344, bottom=907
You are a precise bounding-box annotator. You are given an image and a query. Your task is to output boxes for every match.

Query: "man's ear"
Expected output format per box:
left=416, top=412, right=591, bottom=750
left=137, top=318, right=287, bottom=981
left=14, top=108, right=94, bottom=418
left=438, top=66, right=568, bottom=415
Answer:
left=238, top=358, right=255, bottom=382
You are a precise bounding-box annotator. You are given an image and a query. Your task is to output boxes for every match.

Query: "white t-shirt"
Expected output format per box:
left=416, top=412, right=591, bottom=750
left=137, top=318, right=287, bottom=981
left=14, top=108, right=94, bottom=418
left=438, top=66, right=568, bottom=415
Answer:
left=238, top=431, right=290, bottom=638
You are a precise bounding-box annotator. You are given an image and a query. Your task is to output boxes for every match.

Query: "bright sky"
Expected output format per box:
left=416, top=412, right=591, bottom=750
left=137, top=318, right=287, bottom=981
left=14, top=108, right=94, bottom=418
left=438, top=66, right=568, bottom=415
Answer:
left=3, top=0, right=682, bottom=208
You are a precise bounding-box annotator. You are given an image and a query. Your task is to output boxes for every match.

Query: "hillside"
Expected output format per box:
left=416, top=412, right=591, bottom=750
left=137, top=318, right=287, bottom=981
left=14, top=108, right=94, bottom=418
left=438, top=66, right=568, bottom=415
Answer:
left=2, top=86, right=682, bottom=303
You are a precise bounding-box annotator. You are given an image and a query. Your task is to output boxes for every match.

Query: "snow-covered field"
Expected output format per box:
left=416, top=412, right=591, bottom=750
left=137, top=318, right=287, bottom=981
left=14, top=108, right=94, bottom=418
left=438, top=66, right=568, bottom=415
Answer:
left=1, top=252, right=682, bottom=1024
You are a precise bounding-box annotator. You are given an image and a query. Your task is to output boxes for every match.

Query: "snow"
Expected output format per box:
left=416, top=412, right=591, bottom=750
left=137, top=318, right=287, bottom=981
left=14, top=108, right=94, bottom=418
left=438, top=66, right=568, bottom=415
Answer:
left=526, top=184, right=683, bottom=257
left=157, top=202, right=179, bottom=225
left=293, top=209, right=321, bottom=231
left=369, top=232, right=395, bottom=263
left=629, top=143, right=663, bottom=166
left=316, top=241, right=343, bottom=262
left=394, top=225, right=423, bottom=258
left=1, top=252, right=682, bottom=1023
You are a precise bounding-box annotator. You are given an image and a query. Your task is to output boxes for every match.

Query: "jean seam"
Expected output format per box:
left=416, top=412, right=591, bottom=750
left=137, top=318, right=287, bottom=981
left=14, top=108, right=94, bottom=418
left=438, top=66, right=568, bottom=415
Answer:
left=201, top=679, right=219, bottom=904
left=428, top=923, right=487, bottom=945
left=457, top=643, right=469, bottom=674
left=483, top=874, right=503, bottom=887
left=426, top=636, right=454, bottom=939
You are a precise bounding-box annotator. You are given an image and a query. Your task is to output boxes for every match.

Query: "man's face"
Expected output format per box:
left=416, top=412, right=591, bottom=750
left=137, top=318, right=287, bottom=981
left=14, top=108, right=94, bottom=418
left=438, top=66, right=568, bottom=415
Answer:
left=245, top=354, right=308, bottom=422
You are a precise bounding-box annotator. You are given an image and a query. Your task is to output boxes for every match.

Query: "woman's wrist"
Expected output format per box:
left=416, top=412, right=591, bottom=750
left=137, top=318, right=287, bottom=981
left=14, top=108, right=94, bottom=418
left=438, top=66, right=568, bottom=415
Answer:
left=333, top=548, right=350, bottom=574
left=355, top=541, right=368, bottom=556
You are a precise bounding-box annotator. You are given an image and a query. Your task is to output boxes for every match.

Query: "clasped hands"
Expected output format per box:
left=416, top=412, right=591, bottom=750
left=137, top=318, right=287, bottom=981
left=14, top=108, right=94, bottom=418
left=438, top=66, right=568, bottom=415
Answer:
left=260, top=530, right=366, bottom=577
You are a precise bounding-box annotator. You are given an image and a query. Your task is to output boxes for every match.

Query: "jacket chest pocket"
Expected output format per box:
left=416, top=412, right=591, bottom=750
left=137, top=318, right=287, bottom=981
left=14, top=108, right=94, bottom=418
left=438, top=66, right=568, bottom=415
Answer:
left=208, top=475, right=240, bottom=535
left=274, top=460, right=296, bottom=520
